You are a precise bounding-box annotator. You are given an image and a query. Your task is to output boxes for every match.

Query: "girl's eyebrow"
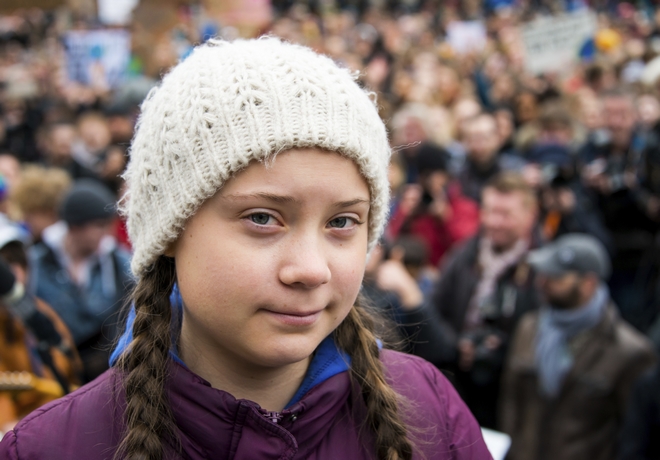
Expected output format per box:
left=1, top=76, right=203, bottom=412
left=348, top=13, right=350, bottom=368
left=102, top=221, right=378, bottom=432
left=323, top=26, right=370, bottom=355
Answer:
left=222, top=192, right=301, bottom=205
left=221, top=192, right=369, bottom=208
left=335, top=198, right=370, bottom=209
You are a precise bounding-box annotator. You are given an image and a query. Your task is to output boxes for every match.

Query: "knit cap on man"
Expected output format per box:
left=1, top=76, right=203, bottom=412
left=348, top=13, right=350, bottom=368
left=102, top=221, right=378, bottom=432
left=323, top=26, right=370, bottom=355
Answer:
left=123, top=37, right=391, bottom=277
left=60, top=179, right=116, bottom=226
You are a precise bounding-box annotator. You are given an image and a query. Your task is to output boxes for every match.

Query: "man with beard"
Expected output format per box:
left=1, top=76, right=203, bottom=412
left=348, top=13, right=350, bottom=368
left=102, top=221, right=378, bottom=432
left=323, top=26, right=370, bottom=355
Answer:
left=500, top=233, right=655, bottom=460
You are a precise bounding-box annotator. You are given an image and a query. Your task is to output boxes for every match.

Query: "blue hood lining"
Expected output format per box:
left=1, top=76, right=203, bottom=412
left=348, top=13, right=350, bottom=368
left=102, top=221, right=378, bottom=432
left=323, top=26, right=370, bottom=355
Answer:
left=109, top=284, right=350, bottom=407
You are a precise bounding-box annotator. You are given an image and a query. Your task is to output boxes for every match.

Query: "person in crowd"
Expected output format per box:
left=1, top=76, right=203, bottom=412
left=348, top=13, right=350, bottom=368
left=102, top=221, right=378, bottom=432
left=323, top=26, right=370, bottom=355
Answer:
left=458, top=113, right=526, bottom=202
left=636, top=93, right=660, bottom=134
left=72, top=112, right=126, bottom=193
left=40, top=122, right=97, bottom=181
left=12, top=166, right=71, bottom=243
left=639, top=108, right=660, bottom=223
left=519, top=104, right=614, bottom=251
left=419, top=171, right=542, bottom=428
left=0, top=217, right=81, bottom=432
left=363, top=238, right=430, bottom=315
left=0, top=38, right=490, bottom=460
left=0, top=154, right=20, bottom=218
left=447, top=97, right=482, bottom=174
left=28, top=179, right=132, bottom=382
left=389, top=236, right=436, bottom=297
left=580, top=88, right=660, bottom=332
left=513, top=91, right=540, bottom=128
left=389, top=103, right=434, bottom=184
left=525, top=103, right=576, bottom=155
left=634, top=110, right=660, bottom=337
left=500, top=233, right=655, bottom=460
left=494, top=107, right=517, bottom=157
left=540, top=171, right=614, bottom=252
left=0, top=97, right=40, bottom=163
left=361, top=242, right=407, bottom=322
left=0, top=154, right=21, bottom=195
left=387, top=143, right=479, bottom=266
left=386, top=151, right=407, bottom=215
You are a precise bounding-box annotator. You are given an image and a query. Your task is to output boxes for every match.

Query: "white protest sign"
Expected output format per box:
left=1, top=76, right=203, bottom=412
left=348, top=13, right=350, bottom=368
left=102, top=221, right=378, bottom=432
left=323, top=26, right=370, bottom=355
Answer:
left=446, top=21, right=488, bottom=55
left=63, top=29, right=131, bottom=89
left=520, top=10, right=596, bottom=75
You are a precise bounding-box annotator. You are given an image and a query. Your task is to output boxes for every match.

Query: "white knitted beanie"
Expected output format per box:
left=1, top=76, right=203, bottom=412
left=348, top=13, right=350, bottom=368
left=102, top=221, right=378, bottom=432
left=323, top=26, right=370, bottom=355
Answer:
left=123, top=37, right=391, bottom=277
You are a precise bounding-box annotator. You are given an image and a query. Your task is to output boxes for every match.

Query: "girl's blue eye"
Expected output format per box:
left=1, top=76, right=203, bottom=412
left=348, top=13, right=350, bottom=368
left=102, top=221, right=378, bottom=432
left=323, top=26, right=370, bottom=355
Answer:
left=329, top=217, right=351, bottom=228
left=250, top=213, right=272, bottom=225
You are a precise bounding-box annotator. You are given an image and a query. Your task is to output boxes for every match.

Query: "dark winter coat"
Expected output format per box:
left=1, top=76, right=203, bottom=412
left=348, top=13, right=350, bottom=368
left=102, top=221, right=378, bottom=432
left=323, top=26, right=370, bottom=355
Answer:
left=426, top=236, right=542, bottom=367
left=500, top=305, right=655, bottom=460
left=0, top=348, right=492, bottom=460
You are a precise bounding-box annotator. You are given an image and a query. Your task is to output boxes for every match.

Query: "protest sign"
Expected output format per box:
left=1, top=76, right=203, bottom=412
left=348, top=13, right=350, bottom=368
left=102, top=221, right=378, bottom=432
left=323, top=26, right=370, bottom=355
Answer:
left=520, top=10, right=597, bottom=75
left=446, top=21, right=488, bottom=56
left=63, top=29, right=131, bottom=88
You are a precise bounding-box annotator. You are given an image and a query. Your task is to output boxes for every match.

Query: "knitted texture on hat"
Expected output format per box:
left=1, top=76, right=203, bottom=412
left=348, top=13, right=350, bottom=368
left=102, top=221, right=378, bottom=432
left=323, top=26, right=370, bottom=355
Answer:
left=123, top=37, right=391, bottom=277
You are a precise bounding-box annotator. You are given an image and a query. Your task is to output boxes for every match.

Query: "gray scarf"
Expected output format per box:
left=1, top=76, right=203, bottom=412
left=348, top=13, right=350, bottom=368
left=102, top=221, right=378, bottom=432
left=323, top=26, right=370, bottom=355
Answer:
left=535, top=284, right=608, bottom=398
left=465, top=238, right=528, bottom=330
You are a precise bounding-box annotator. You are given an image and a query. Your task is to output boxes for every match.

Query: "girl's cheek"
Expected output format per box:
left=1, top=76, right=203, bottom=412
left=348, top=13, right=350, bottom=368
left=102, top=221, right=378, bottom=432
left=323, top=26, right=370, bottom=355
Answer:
left=334, top=258, right=366, bottom=293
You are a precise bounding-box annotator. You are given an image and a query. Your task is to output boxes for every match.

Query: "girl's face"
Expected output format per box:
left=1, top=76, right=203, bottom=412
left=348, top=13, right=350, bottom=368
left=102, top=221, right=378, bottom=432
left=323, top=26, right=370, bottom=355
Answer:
left=173, top=148, right=370, bottom=371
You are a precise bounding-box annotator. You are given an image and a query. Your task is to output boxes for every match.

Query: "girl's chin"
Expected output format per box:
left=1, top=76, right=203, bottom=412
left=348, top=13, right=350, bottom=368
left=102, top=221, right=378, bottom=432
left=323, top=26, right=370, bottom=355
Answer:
left=248, top=337, right=323, bottom=368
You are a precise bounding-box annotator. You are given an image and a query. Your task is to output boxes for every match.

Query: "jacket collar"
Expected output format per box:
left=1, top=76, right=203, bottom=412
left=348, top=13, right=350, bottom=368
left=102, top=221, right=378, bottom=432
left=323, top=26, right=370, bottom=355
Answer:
left=165, top=353, right=353, bottom=458
left=111, top=285, right=352, bottom=414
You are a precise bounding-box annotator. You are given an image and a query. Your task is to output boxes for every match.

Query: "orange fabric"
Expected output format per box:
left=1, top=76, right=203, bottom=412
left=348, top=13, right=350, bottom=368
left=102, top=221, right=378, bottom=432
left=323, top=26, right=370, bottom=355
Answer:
left=543, top=211, right=562, bottom=240
left=0, top=298, right=81, bottom=426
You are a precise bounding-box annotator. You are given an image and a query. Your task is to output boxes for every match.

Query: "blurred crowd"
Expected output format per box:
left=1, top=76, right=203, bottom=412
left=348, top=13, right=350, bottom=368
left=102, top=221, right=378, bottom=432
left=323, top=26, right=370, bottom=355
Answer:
left=1, top=0, right=660, bottom=458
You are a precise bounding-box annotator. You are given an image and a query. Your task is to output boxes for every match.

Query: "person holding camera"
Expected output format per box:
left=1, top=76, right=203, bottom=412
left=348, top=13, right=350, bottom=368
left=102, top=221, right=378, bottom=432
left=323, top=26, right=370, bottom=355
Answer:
left=500, top=233, right=655, bottom=460
left=428, top=171, right=542, bottom=428
left=579, top=89, right=659, bottom=332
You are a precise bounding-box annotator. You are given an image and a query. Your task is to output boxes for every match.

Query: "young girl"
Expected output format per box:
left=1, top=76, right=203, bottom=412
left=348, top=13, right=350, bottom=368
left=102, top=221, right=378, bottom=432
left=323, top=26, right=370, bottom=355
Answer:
left=0, top=38, right=490, bottom=460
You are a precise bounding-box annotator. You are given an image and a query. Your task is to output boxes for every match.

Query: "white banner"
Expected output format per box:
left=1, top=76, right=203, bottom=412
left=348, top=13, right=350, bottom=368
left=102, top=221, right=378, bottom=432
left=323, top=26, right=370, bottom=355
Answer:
left=446, top=21, right=487, bottom=56
left=520, top=10, right=596, bottom=75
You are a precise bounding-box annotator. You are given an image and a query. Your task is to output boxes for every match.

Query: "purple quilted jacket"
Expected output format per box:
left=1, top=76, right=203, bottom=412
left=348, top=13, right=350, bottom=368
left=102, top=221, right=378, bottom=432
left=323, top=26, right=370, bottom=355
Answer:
left=0, top=349, right=491, bottom=459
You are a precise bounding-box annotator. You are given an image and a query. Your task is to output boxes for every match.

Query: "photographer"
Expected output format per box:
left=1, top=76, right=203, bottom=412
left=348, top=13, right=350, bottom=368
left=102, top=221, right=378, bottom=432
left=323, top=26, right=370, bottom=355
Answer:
left=538, top=156, right=614, bottom=254
left=578, top=89, right=658, bottom=332
left=427, top=172, right=543, bottom=428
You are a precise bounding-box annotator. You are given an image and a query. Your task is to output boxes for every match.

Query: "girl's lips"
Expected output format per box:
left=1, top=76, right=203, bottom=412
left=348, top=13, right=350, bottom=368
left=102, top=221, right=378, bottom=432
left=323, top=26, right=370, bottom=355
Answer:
left=262, top=309, right=323, bottom=327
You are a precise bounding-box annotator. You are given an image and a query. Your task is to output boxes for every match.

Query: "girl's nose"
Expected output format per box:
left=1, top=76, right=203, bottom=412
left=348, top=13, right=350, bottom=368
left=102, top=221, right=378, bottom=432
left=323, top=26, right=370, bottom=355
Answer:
left=278, top=239, right=331, bottom=289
